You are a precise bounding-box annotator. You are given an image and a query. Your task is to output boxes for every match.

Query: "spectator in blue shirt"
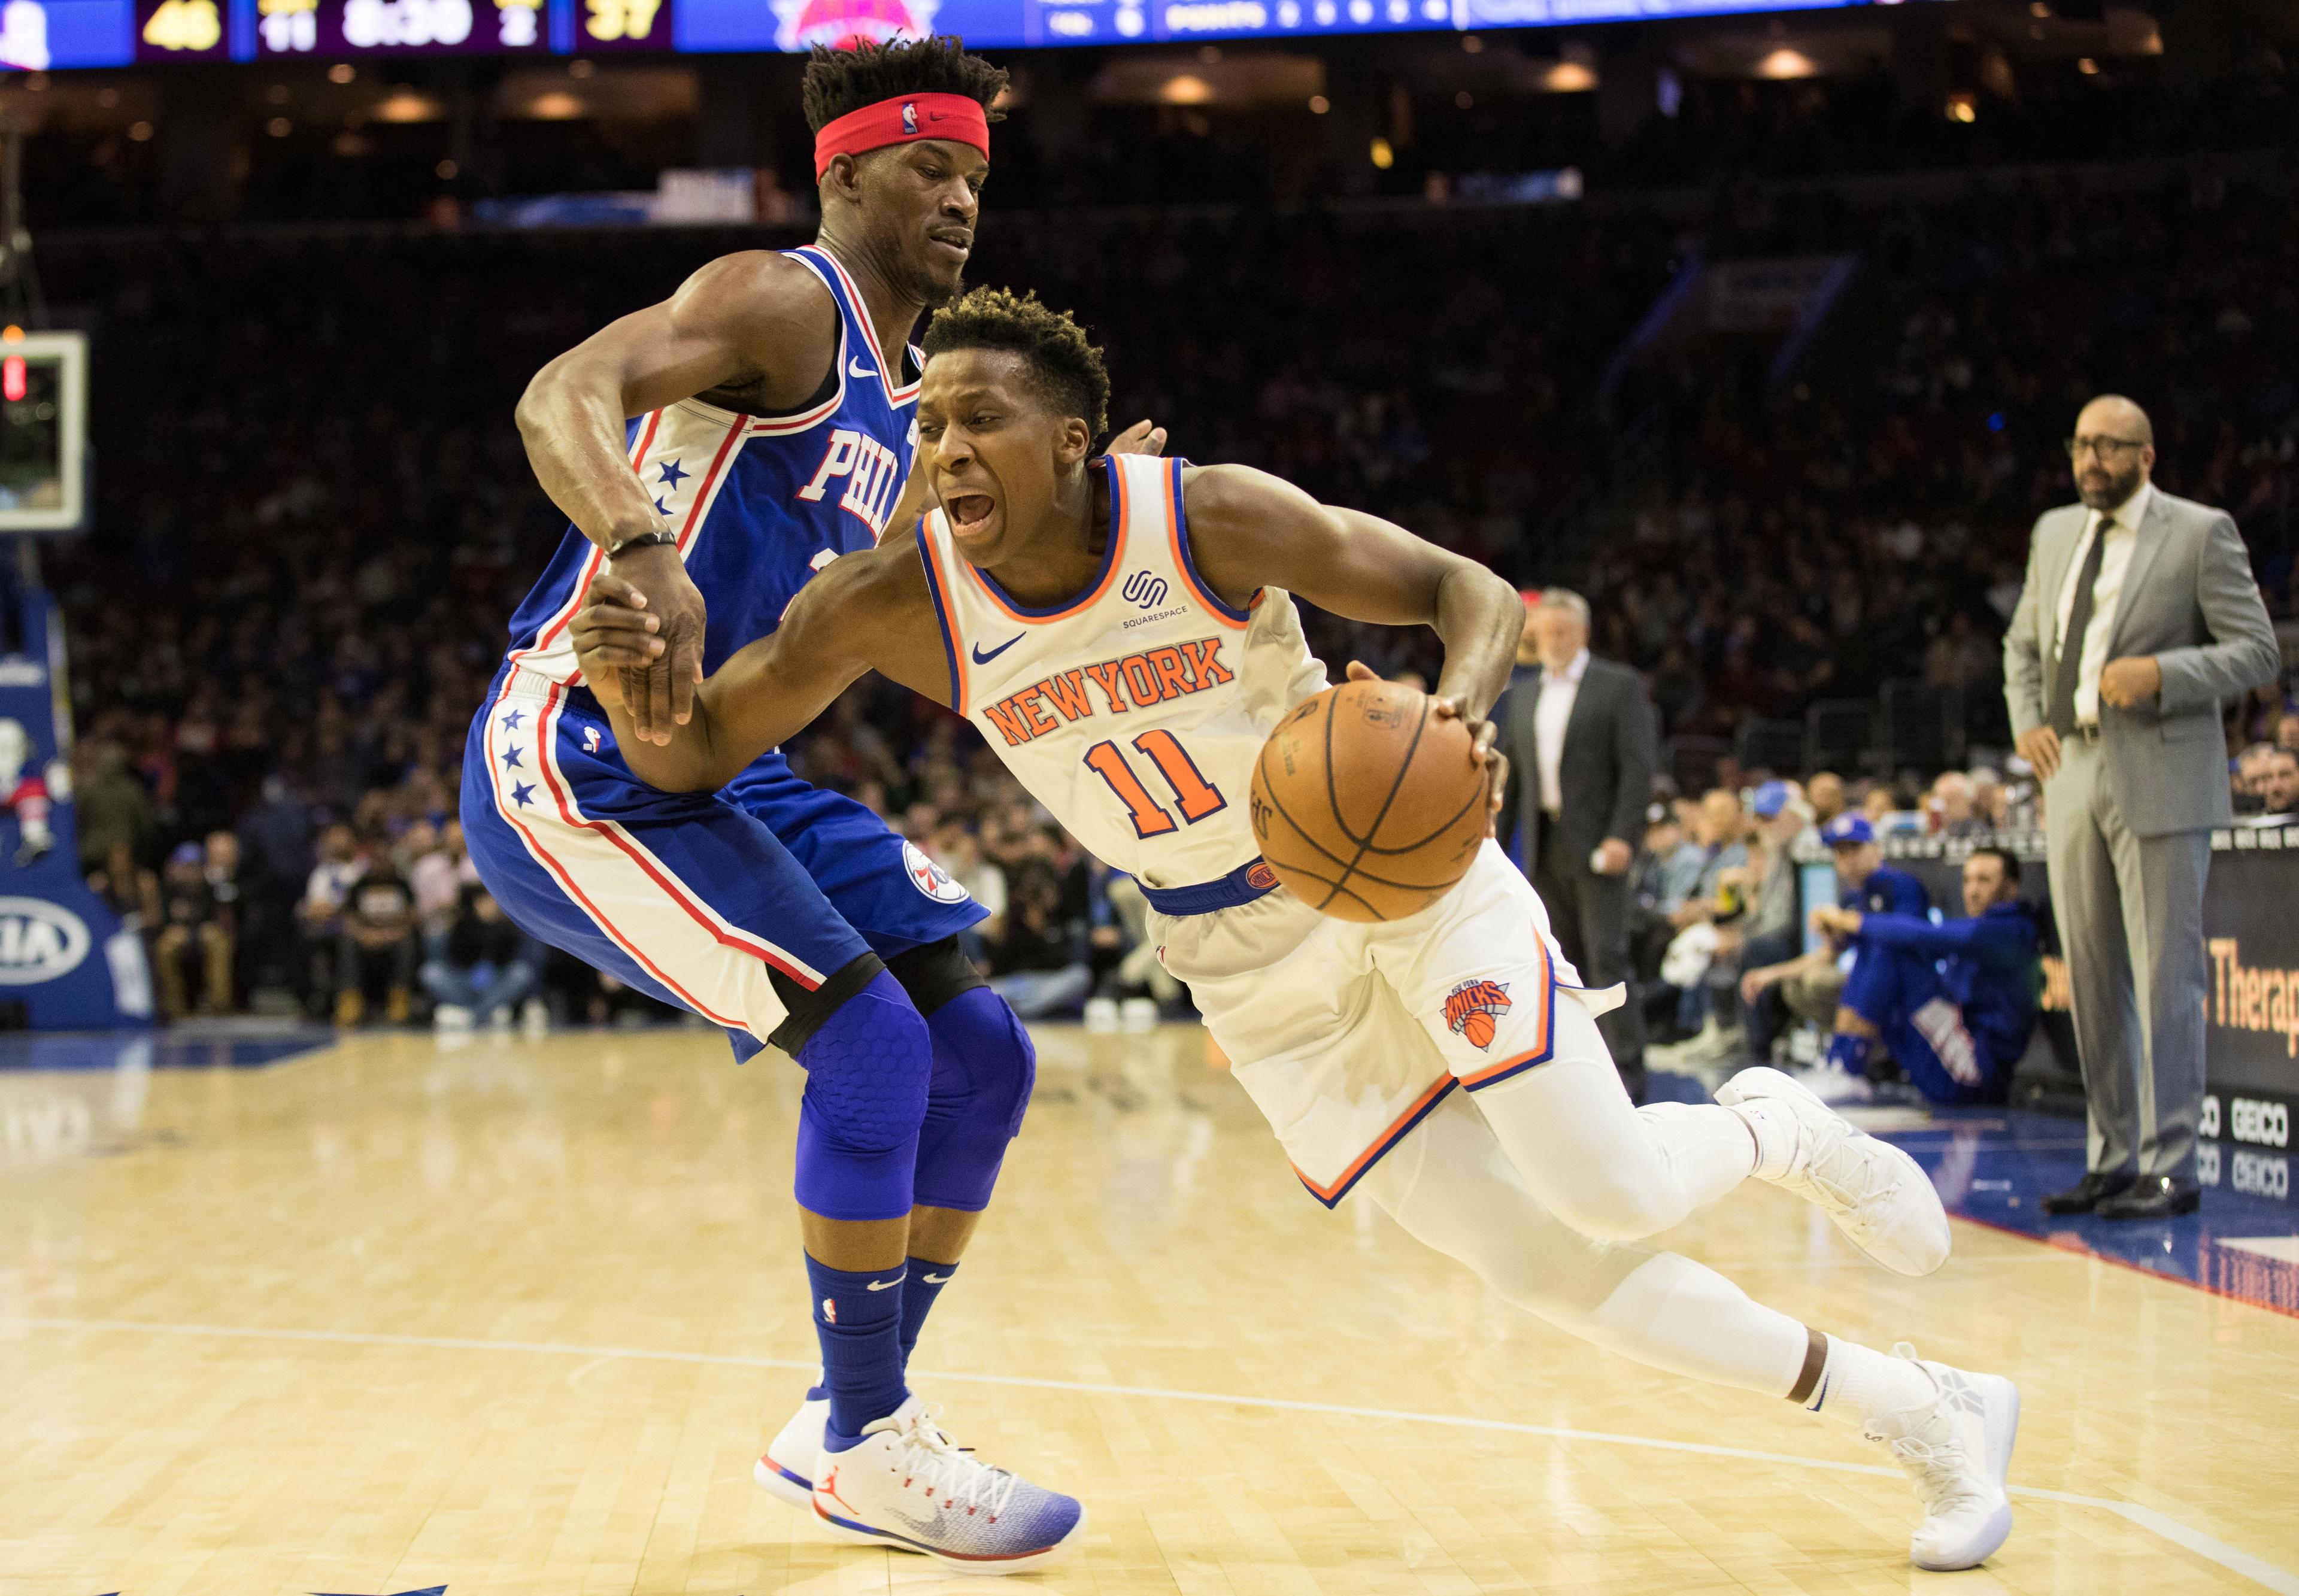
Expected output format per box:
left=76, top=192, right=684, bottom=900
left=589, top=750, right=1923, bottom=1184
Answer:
left=1739, top=812, right=1931, bottom=1058
left=1824, top=813, right=1930, bottom=918
left=1813, top=847, right=2042, bottom=1106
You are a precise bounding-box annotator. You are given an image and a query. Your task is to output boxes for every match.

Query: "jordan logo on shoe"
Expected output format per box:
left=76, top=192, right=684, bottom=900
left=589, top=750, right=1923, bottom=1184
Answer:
left=818, top=1465, right=861, bottom=1516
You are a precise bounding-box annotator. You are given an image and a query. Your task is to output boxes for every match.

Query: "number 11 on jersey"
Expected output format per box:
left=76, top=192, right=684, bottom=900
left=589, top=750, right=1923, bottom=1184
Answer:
left=1083, top=732, right=1227, bottom=839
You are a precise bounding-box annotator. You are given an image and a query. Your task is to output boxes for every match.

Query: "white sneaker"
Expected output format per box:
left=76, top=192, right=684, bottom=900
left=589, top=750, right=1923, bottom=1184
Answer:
left=1649, top=1018, right=1730, bottom=1069
left=1785, top=1058, right=1875, bottom=1105
left=811, top=1395, right=1086, bottom=1573
left=1864, top=1345, right=2019, bottom=1570
left=753, top=1385, right=829, bottom=1507
left=1716, top=1066, right=1950, bottom=1276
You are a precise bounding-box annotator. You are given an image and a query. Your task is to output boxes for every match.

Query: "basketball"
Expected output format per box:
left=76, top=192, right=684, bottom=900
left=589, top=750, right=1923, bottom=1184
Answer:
left=1248, top=679, right=1491, bottom=923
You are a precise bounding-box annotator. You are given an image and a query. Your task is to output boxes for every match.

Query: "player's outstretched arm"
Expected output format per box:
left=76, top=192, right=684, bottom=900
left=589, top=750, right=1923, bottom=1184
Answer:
left=1184, top=464, right=1523, bottom=799
left=1185, top=465, right=1520, bottom=716
left=516, top=252, right=842, bottom=744
left=569, top=537, right=951, bottom=793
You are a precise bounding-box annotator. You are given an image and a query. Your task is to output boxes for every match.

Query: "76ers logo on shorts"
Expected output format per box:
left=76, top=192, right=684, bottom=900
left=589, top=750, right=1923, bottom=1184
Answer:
left=902, top=841, right=971, bottom=905
left=1443, top=978, right=1512, bottom=1051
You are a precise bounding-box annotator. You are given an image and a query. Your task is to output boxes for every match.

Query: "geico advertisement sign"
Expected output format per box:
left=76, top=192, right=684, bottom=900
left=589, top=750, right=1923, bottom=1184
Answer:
left=0, top=896, right=90, bottom=983
left=2201, top=1093, right=2292, bottom=1149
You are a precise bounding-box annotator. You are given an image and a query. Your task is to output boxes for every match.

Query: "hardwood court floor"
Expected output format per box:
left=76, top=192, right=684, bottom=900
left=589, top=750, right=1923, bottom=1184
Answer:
left=4, top=1025, right=2297, bottom=1596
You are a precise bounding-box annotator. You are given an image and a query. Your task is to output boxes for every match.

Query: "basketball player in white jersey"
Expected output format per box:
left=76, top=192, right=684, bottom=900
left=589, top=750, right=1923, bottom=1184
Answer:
left=569, top=289, right=2022, bottom=1573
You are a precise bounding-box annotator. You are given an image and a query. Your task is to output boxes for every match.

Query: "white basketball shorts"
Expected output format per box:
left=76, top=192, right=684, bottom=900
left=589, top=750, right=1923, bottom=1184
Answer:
left=1150, top=841, right=1622, bottom=1206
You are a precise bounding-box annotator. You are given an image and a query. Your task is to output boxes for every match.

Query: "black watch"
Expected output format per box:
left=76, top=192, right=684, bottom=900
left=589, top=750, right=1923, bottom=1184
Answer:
left=606, top=530, right=678, bottom=559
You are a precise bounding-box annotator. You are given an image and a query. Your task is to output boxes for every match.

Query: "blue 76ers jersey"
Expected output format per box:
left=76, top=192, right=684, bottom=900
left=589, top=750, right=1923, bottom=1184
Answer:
left=501, top=244, right=919, bottom=688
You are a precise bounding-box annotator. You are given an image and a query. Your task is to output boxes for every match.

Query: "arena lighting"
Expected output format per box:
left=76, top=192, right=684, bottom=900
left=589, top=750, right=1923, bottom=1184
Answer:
left=1369, top=135, right=1393, bottom=168
left=1541, top=60, right=1596, bottom=92
left=526, top=89, right=586, bottom=116
left=1946, top=93, right=1977, bottom=122
left=2, top=357, right=23, bottom=403
left=1158, top=72, right=1213, bottom=104
left=1757, top=47, right=1815, bottom=79
left=1307, top=92, right=1328, bottom=112
left=372, top=89, right=441, bottom=120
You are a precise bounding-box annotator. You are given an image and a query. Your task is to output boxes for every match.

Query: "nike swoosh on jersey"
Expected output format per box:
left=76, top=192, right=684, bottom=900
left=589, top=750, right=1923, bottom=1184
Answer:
left=848, top=357, right=878, bottom=378
left=971, top=635, right=1024, bottom=665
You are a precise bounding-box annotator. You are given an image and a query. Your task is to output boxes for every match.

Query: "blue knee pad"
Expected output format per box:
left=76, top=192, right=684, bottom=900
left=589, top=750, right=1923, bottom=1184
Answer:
left=793, top=970, right=934, bottom=1222
left=911, top=985, right=1037, bottom=1213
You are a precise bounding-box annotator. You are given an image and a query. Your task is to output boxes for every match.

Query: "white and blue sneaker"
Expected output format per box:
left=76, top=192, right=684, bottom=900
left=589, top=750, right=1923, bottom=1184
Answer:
left=753, top=1385, right=829, bottom=1508
left=1865, top=1345, right=2019, bottom=1570
left=811, top=1395, right=1086, bottom=1574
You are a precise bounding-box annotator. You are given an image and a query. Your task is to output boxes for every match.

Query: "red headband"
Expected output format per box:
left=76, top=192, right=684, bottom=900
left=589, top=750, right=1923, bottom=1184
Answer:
left=814, top=93, right=991, bottom=181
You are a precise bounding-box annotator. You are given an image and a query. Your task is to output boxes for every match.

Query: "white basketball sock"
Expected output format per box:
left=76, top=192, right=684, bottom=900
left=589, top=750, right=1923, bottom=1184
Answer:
left=1803, top=1334, right=1936, bottom=1428
left=1728, top=1098, right=1801, bottom=1181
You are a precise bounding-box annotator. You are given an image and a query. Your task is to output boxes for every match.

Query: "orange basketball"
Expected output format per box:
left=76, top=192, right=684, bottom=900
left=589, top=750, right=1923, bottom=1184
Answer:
left=1248, top=679, right=1492, bottom=923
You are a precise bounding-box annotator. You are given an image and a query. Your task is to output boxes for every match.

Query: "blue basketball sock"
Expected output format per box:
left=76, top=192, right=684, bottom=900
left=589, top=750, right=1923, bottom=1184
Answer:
left=897, top=1257, right=958, bottom=1363
left=1827, top=1031, right=1877, bottom=1078
left=804, top=1252, right=909, bottom=1448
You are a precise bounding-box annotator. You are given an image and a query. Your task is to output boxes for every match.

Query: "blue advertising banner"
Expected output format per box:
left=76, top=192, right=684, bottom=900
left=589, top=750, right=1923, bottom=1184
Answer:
left=0, top=577, right=153, bottom=1032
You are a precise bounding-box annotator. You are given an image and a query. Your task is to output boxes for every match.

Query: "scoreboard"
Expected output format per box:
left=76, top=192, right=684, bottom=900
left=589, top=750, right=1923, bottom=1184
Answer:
left=13, top=0, right=1905, bottom=69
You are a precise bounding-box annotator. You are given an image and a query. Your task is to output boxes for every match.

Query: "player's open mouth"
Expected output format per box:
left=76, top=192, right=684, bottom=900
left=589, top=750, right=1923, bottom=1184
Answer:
left=947, top=494, right=996, bottom=536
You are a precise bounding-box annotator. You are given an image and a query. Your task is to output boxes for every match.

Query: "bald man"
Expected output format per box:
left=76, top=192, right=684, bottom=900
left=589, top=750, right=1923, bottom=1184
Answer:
left=2004, top=395, right=2278, bottom=1219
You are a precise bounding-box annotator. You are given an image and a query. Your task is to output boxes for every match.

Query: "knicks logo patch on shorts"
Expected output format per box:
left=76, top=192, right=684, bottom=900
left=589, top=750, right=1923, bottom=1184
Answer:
left=1443, top=979, right=1511, bottom=1051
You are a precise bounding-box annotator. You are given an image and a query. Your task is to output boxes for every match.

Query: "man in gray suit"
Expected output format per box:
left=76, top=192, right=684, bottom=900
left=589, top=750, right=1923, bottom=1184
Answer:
left=1502, top=588, right=1659, bottom=1100
left=2004, top=395, right=2280, bottom=1219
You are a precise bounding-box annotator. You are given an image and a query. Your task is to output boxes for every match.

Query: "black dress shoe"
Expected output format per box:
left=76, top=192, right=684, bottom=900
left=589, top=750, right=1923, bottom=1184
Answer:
left=2096, top=1175, right=2201, bottom=1220
left=2042, top=1170, right=2134, bottom=1215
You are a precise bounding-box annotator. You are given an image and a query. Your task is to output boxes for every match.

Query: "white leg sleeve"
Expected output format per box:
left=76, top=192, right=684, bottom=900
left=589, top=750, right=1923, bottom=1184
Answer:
left=1465, top=997, right=1758, bottom=1242
left=1363, top=1089, right=1808, bottom=1400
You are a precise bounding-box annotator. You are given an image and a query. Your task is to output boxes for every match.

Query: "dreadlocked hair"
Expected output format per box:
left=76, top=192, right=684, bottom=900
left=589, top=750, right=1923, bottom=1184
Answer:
left=802, top=37, right=1009, bottom=133
left=924, top=289, right=1111, bottom=439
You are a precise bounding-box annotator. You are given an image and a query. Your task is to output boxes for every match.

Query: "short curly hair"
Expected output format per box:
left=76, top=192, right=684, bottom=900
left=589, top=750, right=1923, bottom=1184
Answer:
left=923, top=288, right=1111, bottom=438
left=801, top=37, right=1009, bottom=134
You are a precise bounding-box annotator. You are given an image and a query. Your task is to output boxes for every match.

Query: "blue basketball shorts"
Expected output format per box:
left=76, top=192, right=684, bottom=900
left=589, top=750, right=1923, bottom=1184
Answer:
left=460, top=666, right=975, bottom=1058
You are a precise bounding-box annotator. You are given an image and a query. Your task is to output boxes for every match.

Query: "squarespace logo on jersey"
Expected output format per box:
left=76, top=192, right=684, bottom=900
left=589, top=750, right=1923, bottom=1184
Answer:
left=2207, top=938, right=2299, bottom=1058
left=0, top=896, right=89, bottom=983
left=981, top=639, right=1235, bottom=747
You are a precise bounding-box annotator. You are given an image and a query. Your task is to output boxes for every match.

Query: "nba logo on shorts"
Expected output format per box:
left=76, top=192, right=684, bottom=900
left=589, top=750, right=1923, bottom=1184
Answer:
left=902, top=102, right=918, bottom=135
left=1442, top=978, right=1511, bottom=1050
left=583, top=726, right=602, bottom=754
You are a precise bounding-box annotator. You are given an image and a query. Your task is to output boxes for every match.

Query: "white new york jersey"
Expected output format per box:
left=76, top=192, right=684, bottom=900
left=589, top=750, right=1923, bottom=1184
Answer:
left=917, top=454, right=1327, bottom=891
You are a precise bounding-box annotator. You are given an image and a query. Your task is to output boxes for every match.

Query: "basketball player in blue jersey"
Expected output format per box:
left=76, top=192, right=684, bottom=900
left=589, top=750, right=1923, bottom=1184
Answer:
left=572, top=290, right=2022, bottom=1574
left=460, top=40, right=1153, bottom=1571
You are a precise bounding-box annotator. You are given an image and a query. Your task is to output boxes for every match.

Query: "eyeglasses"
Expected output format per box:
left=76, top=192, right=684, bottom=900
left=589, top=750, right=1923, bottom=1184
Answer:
left=2066, top=435, right=2148, bottom=460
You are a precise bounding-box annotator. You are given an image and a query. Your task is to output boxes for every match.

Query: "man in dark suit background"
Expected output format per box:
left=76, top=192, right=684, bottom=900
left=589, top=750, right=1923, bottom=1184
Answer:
left=1502, top=588, right=1660, bottom=1099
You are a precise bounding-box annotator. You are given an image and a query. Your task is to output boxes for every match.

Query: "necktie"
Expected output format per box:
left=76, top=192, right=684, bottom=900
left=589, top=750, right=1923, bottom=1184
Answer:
left=2047, top=518, right=2112, bottom=738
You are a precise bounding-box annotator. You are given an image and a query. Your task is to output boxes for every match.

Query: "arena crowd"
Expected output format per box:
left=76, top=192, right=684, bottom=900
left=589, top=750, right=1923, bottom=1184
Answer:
left=38, top=85, right=2299, bottom=1031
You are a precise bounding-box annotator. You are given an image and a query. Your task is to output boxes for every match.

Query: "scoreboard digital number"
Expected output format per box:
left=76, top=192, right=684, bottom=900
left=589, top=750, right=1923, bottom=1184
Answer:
left=252, top=0, right=554, bottom=54
left=41, top=0, right=1889, bottom=67
left=580, top=0, right=668, bottom=48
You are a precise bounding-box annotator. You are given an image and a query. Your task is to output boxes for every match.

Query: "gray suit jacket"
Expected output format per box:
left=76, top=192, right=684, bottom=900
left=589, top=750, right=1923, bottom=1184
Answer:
left=1501, top=656, right=1658, bottom=876
left=2003, top=487, right=2279, bottom=836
